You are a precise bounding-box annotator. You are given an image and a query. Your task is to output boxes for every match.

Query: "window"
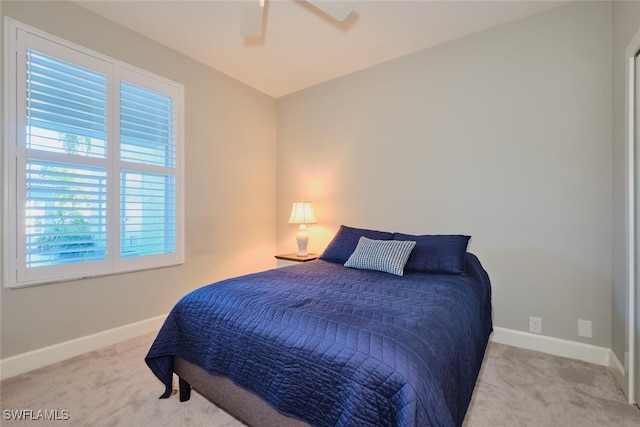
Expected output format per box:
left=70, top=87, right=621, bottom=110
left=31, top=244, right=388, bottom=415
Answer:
left=4, top=19, right=184, bottom=288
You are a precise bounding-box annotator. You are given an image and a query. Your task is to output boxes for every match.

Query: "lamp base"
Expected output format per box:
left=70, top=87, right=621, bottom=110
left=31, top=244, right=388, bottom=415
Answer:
left=296, top=225, right=309, bottom=257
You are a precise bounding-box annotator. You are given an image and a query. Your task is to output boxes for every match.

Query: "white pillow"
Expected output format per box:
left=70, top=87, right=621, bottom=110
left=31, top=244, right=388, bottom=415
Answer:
left=344, top=237, right=416, bottom=276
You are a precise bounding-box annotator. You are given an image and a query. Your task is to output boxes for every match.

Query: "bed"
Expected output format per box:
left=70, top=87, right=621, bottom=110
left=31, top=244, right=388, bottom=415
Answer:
left=146, top=226, right=493, bottom=427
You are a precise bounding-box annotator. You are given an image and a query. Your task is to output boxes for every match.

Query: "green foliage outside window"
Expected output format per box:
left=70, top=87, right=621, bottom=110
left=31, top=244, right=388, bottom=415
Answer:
left=36, top=210, right=95, bottom=259
left=34, top=133, right=96, bottom=261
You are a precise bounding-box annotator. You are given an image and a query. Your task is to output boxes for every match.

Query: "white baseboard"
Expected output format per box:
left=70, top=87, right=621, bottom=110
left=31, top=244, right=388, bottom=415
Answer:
left=0, top=314, right=167, bottom=380
left=609, top=349, right=628, bottom=396
left=610, top=349, right=626, bottom=378
left=0, top=321, right=622, bottom=382
left=490, top=326, right=611, bottom=367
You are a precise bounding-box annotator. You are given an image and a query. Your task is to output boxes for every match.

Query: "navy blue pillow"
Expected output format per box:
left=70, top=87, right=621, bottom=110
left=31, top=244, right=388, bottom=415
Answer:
left=392, top=233, right=470, bottom=275
left=320, top=225, right=393, bottom=264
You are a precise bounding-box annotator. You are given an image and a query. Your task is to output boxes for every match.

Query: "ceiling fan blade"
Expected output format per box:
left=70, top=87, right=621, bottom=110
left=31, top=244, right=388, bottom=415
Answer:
left=241, top=0, right=264, bottom=37
left=305, top=0, right=353, bottom=22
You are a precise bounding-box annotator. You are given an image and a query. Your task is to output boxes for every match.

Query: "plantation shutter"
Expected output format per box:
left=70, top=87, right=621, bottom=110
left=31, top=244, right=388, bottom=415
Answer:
left=25, top=49, right=108, bottom=268
left=26, top=49, right=108, bottom=156
left=6, top=20, right=183, bottom=288
left=119, top=81, right=177, bottom=258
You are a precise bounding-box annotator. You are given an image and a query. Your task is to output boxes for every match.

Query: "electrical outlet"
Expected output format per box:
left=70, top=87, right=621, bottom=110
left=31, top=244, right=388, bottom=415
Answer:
left=578, top=319, right=592, bottom=338
left=529, top=316, right=542, bottom=334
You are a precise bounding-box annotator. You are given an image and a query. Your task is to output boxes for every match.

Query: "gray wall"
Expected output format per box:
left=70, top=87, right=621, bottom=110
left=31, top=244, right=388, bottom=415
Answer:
left=277, top=1, right=613, bottom=348
left=612, top=0, right=640, bottom=400
left=0, top=1, right=277, bottom=358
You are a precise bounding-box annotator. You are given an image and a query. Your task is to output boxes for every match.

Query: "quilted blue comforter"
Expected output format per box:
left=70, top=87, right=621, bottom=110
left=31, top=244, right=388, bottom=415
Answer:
left=146, top=254, right=492, bottom=427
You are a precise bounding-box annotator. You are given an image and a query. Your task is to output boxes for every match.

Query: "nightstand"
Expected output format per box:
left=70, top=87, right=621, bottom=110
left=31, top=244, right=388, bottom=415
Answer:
left=275, top=252, right=319, bottom=268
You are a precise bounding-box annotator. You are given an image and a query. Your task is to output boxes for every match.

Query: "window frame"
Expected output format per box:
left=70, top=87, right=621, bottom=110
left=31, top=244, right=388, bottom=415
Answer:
left=3, top=18, right=185, bottom=288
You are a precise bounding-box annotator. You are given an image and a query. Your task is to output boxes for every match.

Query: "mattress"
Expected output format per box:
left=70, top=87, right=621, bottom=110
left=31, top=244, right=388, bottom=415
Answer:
left=146, top=254, right=492, bottom=427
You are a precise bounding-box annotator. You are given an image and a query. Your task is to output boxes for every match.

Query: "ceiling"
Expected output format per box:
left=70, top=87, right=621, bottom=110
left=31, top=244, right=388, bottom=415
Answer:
left=75, top=0, right=567, bottom=98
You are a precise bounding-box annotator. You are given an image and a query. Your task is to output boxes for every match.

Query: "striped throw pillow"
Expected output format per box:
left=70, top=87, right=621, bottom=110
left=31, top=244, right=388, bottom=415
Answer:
left=344, top=237, right=416, bottom=276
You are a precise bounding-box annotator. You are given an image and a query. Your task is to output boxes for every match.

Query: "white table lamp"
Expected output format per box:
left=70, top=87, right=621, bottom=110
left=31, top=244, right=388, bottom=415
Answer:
left=288, top=202, right=317, bottom=257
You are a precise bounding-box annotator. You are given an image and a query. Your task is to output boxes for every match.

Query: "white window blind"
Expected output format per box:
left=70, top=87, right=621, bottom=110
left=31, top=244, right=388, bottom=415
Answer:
left=26, top=49, right=108, bottom=157
left=119, top=80, right=177, bottom=260
left=4, top=19, right=184, bottom=288
left=26, top=160, right=108, bottom=268
left=24, top=49, right=109, bottom=271
left=120, top=81, right=175, bottom=167
left=120, top=171, right=176, bottom=258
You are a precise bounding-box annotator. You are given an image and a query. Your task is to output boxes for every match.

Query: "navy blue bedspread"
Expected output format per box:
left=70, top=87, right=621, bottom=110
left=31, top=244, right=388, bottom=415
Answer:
left=145, top=254, right=492, bottom=427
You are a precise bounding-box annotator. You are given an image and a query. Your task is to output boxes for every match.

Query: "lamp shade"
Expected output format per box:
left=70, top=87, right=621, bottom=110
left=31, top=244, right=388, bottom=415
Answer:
left=288, top=202, right=317, bottom=225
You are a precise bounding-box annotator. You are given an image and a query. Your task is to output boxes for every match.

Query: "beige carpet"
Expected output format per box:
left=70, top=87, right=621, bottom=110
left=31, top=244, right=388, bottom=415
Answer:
left=1, top=333, right=639, bottom=426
